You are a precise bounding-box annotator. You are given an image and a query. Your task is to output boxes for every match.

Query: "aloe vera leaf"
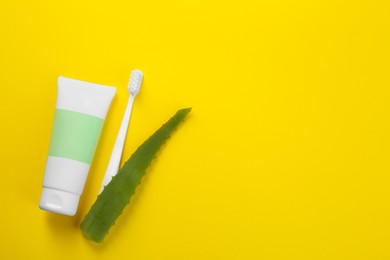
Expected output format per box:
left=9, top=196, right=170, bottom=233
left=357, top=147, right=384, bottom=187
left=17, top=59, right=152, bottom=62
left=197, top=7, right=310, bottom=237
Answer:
left=80, top=108, right=191, bottom=243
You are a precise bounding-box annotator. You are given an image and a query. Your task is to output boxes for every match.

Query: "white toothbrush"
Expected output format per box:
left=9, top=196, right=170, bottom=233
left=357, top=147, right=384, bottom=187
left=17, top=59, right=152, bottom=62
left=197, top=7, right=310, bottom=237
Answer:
left=100, top=69, right=143, bottom=193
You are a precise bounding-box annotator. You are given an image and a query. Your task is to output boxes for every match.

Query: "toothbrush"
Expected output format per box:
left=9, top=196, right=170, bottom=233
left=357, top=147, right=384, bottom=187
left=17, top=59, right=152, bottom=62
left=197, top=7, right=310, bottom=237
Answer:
left=100, top=69, right=143, bottom=193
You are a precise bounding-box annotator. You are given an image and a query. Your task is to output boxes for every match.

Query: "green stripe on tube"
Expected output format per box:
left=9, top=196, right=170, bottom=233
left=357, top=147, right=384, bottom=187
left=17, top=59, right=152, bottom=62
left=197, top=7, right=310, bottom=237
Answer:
left=48, top=109, right=104, bottom=164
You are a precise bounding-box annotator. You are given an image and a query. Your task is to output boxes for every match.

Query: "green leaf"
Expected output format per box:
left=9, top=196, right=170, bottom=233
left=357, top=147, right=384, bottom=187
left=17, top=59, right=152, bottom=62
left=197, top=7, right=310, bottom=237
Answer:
left=80, top=108, right=191, bottom=243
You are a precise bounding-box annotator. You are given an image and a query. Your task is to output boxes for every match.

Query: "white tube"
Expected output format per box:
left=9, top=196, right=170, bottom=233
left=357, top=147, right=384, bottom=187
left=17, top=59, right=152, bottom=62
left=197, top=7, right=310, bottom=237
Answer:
left=39, top=76, right=116, bottom=216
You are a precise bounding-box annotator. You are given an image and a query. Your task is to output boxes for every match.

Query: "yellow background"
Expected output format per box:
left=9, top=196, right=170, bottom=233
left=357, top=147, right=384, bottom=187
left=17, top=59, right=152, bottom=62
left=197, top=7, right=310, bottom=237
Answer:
left=0, top=0, right=389, bottom=259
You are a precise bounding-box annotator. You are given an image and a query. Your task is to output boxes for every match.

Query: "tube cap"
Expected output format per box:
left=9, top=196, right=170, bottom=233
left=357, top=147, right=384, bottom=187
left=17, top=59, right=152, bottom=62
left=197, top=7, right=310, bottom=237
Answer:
left=39, top=188, right=80, bottom=216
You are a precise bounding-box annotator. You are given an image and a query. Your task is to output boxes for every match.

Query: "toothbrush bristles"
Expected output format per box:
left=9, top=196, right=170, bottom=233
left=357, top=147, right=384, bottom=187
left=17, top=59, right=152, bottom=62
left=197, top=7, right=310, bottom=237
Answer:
left=128, top=69, right=143, bottom=95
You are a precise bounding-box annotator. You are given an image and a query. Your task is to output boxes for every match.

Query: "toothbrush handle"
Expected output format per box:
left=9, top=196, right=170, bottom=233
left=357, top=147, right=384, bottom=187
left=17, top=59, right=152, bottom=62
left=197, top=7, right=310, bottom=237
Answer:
left=100, top=95, right=135, bottom=193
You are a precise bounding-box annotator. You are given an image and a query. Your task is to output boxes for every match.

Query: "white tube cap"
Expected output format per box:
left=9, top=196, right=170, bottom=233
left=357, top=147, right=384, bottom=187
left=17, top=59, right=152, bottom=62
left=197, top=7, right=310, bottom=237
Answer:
left=39, top=188, right=80, bottom=216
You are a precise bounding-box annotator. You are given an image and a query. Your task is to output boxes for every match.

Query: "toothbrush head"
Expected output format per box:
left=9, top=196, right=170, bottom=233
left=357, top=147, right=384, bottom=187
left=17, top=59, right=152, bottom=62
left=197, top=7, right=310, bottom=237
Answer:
left=128, top=69, right=143, bottom=95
